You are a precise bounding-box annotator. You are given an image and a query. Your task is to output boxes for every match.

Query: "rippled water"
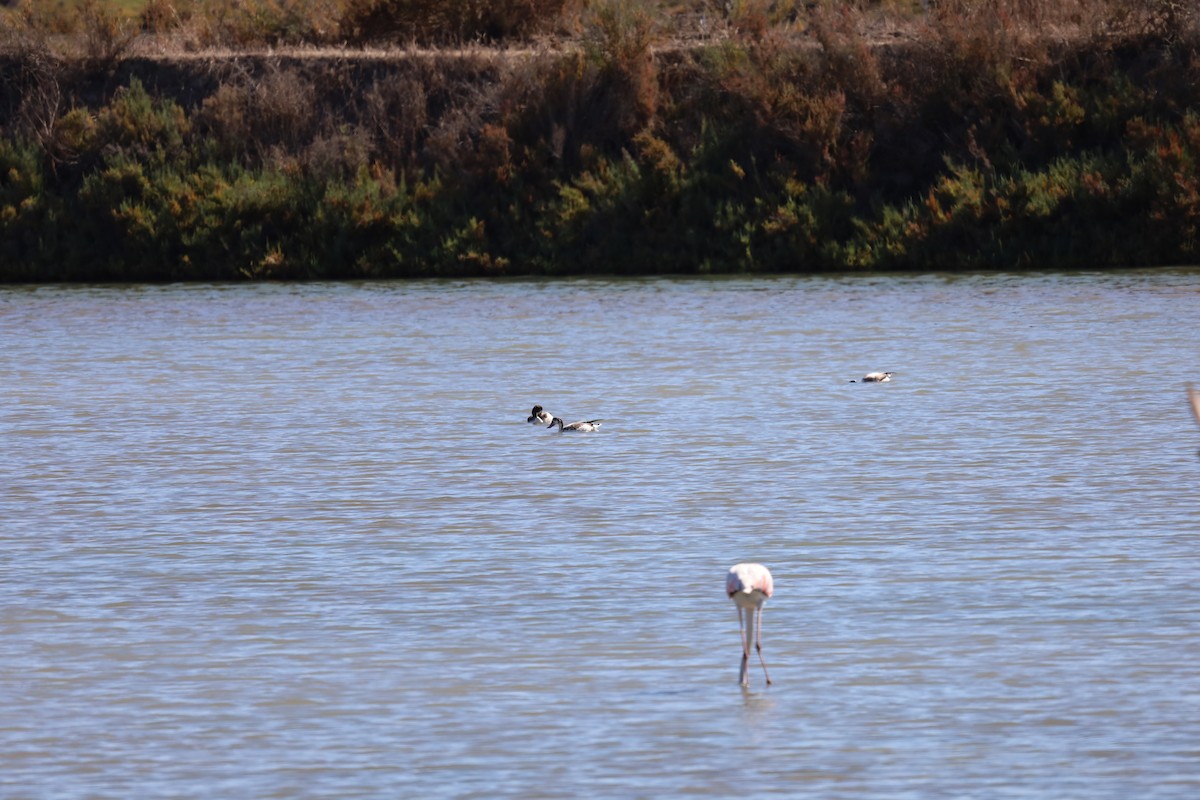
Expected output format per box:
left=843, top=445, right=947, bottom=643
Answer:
left=2, top=272, right=1199, bottom=798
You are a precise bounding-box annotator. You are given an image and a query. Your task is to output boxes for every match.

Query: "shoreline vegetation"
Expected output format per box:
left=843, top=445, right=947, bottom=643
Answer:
left=1, top=0, right=1199, bottom=282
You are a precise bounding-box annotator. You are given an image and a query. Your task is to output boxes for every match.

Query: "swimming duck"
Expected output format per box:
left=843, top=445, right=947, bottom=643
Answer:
left=547, top=417, right=604, bottom=432
left=527, top=405, right=553, bottom=425
left=852, top=372, right=893, bottom=383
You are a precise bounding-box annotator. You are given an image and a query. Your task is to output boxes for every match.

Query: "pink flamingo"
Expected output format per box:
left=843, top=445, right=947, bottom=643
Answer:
left=1188, top=384, right=1200, bottom=428
left=726, top=563, right=774, bottom=687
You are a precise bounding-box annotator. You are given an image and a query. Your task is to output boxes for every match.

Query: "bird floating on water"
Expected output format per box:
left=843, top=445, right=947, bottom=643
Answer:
left=851, top=371, right=893, bottom=383
left=547, top=416, right=603, bottom=432
left=726, top=563, right=773, bottom=687
left=527, top=405, right=553, bottom=425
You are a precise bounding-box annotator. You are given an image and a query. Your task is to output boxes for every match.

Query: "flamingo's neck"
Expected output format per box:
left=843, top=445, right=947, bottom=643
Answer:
left=742, top=606, right=758, bottom=656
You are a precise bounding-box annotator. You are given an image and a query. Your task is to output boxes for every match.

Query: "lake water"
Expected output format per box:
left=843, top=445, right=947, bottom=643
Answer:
left=2, top=271, right=1199, bottom=799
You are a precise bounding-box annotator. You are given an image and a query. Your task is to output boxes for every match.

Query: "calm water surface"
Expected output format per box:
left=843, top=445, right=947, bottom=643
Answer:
left=2, top=272, right=1199, bottom=798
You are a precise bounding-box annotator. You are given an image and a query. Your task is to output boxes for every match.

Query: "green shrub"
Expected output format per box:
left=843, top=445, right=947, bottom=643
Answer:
left=95, top=78, right=190, bottom=167
left=0, top=137, right=63, bottom=279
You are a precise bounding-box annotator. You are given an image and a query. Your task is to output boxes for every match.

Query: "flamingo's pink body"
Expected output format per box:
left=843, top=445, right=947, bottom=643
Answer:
left=726, top=563, right=774, bottom=687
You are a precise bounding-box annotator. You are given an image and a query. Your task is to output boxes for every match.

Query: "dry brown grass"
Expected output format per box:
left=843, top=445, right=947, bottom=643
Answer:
left=2, top=0, right=1193, bottom=62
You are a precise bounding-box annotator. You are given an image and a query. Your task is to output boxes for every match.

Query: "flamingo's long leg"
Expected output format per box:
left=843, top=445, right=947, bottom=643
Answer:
left=737, top=607, right=750, bottom=686
left=755, top=606, right=772, bottom=685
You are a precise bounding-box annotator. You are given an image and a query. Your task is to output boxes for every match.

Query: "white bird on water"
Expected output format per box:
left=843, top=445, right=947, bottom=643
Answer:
left=852, top=371, right=893, bottom=383
left=546, top=417, right=604, bottom=432
left=726, top=563, right=773, bottom=687
left=527, top=405, right=553, bottom=425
